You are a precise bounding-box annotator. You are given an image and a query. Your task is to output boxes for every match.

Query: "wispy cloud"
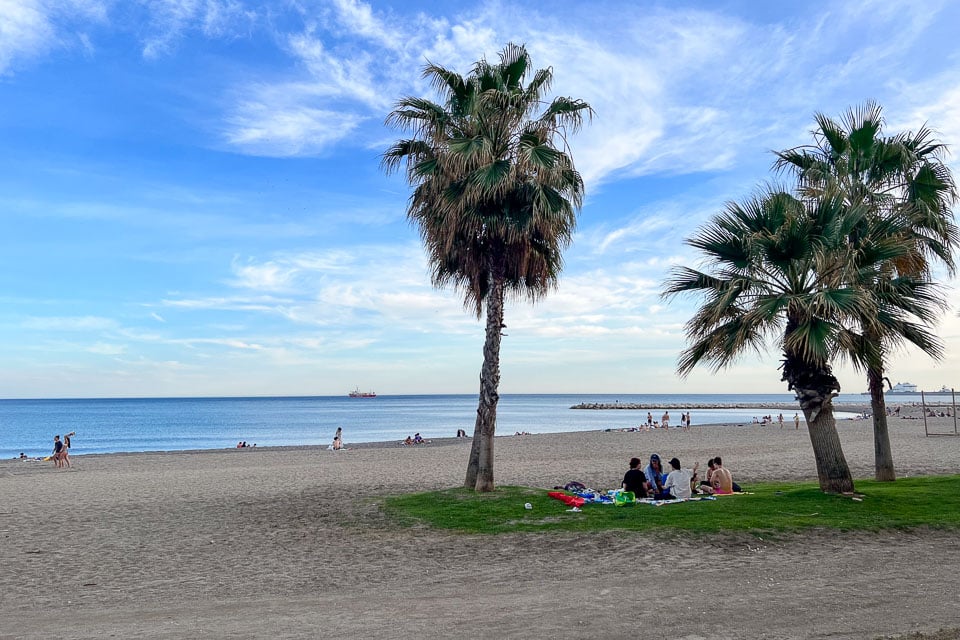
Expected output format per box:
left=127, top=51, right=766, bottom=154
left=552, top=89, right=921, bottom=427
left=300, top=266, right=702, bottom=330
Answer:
left=140, top=0, right=257, bottom=58
left=224, top=95, right=365, bottom=157
left=0, top=0, right=108, bottom=74
left=21, top=315, right=119, bottom=331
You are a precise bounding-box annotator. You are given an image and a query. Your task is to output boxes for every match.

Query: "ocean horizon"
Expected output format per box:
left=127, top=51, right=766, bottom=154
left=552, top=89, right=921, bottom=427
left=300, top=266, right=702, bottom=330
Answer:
left=0, top=392, right=893, bottom=459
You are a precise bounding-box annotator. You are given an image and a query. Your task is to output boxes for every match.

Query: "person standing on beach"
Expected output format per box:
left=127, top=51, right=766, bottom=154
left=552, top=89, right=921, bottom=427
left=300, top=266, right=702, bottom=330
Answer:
left=332, top=427, right=343, bottom=451
left=646, top=412, right=653, bottom=427
left=51, top=435, right=64, bottom=468
left=793, top=413, right=800, bottom=429
left=661, top=411, right=670, bottom=429
left=60, top=432, right=73, bottom=468
left=778, top=413, right=784, bottom=429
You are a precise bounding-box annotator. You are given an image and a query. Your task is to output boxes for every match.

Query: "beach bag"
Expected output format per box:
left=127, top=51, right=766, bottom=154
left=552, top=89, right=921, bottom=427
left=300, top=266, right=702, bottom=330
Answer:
left=613, top=491, right=635, bottom=506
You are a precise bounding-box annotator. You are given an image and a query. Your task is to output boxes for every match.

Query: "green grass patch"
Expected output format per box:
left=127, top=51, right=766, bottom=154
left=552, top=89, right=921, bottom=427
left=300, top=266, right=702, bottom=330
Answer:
left=381, top=475, right=960, bottom=535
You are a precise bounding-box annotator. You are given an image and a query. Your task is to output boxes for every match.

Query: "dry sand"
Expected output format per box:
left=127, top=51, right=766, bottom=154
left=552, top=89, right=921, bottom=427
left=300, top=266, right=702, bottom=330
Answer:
left=2, top=405, right=959, bottom=639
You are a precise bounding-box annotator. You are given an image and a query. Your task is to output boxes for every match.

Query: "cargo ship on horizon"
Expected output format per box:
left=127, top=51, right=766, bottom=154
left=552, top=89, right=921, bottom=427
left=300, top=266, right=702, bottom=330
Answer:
left=348, top=388, right=377, bottom=398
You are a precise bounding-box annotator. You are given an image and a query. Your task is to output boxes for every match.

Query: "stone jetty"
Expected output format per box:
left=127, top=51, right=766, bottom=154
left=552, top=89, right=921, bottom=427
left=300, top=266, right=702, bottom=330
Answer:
left=571, top=402, right=799, bottom=410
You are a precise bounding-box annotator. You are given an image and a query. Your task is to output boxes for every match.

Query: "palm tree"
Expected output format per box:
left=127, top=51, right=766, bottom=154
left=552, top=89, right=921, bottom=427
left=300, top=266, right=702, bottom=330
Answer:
left=775, top=103, right=959, bottom=481
left=382, top=44, right=592, bottom=491
left=663, top=188, right=889, bottom=493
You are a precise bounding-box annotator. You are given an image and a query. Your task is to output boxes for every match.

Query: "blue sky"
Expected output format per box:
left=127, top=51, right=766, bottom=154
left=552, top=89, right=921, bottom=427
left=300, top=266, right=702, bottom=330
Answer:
left=2, top=0, right=959, bottom=398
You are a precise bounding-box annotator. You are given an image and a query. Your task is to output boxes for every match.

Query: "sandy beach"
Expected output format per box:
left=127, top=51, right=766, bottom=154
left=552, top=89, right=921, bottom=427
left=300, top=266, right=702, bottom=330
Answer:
left=2, top=405, right=959, bottom=639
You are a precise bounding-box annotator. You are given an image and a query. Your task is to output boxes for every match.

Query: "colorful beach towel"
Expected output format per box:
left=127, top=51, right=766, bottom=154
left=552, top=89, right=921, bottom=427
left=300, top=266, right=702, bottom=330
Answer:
left=547, top=491, right=585, bottom=508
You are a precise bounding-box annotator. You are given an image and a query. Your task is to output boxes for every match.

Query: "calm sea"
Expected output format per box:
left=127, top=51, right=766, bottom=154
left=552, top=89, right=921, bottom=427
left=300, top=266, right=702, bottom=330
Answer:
left=0, top=393, right=873, bottom=459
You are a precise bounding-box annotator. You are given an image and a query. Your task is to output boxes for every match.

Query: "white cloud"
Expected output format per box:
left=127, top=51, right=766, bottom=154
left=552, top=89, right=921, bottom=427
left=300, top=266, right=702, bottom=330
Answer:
left=21, top=315, right=119, bottom=331
left=329, top=0, right=400, bottom=50
left=141, top=0, right=256, bottom=58
left=87, top=342, right=125, bottom=355
left=0, top=0, right=56, bottom=74
left=228, top=258, right=298, bottom=292
left=224, top=97, right=364, bottom=157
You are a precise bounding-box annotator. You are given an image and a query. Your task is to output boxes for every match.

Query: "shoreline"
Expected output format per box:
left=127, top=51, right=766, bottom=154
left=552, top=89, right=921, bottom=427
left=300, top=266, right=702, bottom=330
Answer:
left=9, top=400, right=955, bottom=461
left=4, top=402, right=957, bottom=472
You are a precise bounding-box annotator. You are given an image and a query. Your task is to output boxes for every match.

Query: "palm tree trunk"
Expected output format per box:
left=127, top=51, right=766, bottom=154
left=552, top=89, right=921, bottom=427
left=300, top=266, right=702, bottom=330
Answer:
left=800, top=395, right=854, bottom=493
left=868, top=366, right=896, bottom=481
left=783, top=349, right=854, bottom=494
left=463, top=277, right=505, bottom=492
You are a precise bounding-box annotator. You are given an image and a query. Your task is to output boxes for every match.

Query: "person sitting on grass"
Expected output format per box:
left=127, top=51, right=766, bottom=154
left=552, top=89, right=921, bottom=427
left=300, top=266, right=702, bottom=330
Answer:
left=644, top=454, right=670, bottom=499
left=621, top=457, right=649, bottom=498
left=711, top=455, right=742, bottom=493
left=697, top=458, right=717, bottom=494
left=664, top=457, right=698, bottom=500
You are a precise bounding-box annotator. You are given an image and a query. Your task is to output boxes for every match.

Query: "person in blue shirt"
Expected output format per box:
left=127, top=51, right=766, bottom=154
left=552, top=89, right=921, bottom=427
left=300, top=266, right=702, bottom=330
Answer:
left=644, top=453, right=669, bottom=499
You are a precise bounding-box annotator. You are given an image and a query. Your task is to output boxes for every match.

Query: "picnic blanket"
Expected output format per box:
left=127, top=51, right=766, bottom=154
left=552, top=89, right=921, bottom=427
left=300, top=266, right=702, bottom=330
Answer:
left=550, top=487, right=742, bottom=509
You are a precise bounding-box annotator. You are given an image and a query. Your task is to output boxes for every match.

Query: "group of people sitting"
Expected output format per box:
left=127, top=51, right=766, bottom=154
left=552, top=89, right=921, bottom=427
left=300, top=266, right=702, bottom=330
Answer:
left=402, top=433, right=428, bottom=446
left=621, top=453, right=741, bottom=500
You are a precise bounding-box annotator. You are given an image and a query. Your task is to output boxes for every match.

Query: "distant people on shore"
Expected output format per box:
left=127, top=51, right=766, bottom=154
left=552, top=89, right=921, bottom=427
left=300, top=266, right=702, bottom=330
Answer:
left=778, top=413, right=784, bottom=429
left=646, top=412, right=653, bottom=426
left=456, top=429, right=468, bottom=438
left=661, top=411, right=670, bottom=429
left=51, top=435, right=66, bottom=468
left=60, top=431, right=73, bottom=467
left=793, top=413, right=801, bottom=429
left=332, top=427, right=343, bottom=451
left=402, top=433, right=430, bottom=445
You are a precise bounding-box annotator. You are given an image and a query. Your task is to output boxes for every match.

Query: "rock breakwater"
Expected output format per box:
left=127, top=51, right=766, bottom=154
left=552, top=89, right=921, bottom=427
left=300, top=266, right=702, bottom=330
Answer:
left=571, top=402, right=799, bottom=410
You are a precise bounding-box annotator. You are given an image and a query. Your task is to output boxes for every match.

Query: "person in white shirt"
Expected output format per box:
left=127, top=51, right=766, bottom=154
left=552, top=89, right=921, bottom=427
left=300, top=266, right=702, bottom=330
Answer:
left=664, top=457, right=699, bottom=499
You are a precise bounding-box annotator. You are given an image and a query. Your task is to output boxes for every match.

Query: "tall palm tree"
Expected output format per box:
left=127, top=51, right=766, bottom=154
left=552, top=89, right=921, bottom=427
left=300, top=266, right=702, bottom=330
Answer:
left=663, top=188, right=891, bottom=493
left=382, top=44, right=592, bottom=491
left=775, top=103, right=958, bottom=481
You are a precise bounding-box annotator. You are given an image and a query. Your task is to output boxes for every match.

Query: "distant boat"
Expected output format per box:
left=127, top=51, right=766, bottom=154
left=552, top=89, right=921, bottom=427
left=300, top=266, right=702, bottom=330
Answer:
left=888, top=382, right=918, bottom=394
left=348, top=388, right=376, bottom=398
left=923, top=386, right=955, bottom=395
left=860, top=381, right=918, bottom=395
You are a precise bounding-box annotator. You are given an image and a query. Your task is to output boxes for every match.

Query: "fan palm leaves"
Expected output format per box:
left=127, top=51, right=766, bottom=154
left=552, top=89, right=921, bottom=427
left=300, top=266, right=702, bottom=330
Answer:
left=665, top=188, right=875, bottom=493
left=383, top=43, right=592, bottom=491
left=775, top=102, right=958, bottom=481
